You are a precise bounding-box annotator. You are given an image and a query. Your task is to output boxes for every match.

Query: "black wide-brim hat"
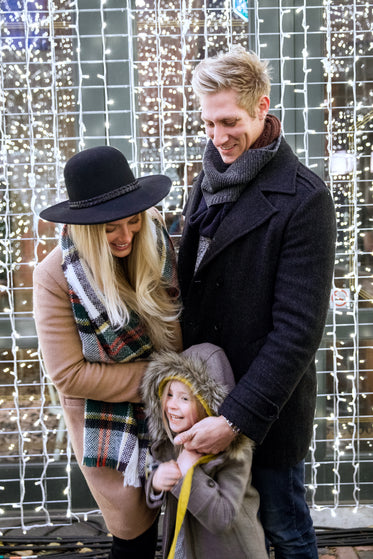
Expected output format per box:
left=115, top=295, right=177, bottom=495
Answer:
left=39, top=146, right=172, bottom=225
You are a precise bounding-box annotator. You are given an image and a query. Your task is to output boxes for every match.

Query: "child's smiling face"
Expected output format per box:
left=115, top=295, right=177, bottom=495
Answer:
left=164, top=380, right=201, bottom=434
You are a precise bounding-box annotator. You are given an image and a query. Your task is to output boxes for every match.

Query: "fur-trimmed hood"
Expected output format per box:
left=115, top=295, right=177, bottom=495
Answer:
left=142, top=343, right=235, bottom=445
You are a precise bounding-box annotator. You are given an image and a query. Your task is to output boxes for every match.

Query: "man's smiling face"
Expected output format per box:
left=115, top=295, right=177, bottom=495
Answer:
left=200, top=88, right=269, bottom=164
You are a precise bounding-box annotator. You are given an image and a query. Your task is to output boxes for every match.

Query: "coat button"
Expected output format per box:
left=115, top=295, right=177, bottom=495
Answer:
left=207, top=479, right=215, bottom=488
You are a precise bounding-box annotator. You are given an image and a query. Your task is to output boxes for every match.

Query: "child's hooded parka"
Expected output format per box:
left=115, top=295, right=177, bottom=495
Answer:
left=142, top=343, right=267, bottom=559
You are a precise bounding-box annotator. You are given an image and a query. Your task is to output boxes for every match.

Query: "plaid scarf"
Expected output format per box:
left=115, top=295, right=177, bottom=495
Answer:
left=60, top=216, right=178, bottom=487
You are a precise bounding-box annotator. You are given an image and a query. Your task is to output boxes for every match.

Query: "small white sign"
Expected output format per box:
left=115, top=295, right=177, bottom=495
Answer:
left=330, top=288, right=351, bottom=309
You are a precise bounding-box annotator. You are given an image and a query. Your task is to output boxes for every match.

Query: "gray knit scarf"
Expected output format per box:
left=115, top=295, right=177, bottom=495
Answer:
left=192, top=114, right=282, bottom=271
left=201, top=133, right=282, bottom=207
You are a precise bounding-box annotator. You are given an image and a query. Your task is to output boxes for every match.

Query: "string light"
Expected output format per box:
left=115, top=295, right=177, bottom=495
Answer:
left=0, top=0, right=372, bottom=532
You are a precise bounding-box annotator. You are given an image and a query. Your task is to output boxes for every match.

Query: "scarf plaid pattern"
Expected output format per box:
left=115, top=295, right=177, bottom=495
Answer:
left=60, top=216, right=178, bottom=487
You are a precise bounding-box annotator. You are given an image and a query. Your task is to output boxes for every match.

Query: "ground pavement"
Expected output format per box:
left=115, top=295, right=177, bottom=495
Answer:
left=318, top=547, right=373, bottom=558
left=1, top=515, right=373, bottom=557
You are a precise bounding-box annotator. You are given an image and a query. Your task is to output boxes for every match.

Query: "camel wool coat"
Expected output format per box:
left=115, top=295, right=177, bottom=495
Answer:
left=33, top=245, right=182, bottom=539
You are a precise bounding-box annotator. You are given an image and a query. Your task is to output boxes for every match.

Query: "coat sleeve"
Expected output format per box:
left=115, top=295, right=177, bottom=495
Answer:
left=170, top=442, right=258, bottom=533
left=33, top=251, right=149, bottom=402
left=220, top=181, right=336, bottom=443
left=144, top=466, right=166, bottom=509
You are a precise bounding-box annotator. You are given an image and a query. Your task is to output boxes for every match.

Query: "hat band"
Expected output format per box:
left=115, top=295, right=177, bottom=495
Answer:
left=69, top=180, right=140, bottom=209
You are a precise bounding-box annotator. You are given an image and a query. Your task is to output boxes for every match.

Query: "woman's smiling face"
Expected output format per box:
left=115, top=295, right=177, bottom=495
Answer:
left=105, top=214, right=142, bottom=258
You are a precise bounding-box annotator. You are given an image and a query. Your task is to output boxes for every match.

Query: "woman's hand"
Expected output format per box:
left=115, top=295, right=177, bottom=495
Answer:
left=152, top=460, right=182, bottom=493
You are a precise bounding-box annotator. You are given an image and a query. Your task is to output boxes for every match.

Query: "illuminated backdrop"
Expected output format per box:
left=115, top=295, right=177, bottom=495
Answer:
left=0, top=0, right=372, bottom=531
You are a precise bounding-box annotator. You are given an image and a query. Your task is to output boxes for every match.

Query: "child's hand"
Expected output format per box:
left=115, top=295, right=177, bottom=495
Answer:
left=177, top=448, right=203, bottom=476
left=152, top=460, right=182, bottom=493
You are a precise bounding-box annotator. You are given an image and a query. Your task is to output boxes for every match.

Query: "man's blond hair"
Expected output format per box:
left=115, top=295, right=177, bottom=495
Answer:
left=192, top=45, right=271, bottom=117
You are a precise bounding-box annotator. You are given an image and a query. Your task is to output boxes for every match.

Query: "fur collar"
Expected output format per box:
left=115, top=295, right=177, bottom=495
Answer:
left=141, top=343, right=252, bottom=457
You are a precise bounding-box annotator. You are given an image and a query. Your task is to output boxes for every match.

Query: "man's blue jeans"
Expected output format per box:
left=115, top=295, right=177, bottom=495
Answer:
left=252, top=460, right=318, bottom=559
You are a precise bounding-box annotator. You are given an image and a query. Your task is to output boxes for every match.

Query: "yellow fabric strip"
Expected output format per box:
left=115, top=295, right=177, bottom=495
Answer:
left=167, top=453, right=215, bottom=559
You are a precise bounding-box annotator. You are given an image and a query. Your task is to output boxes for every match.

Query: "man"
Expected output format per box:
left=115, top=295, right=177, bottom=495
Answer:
left=175, top=46, right=336, bottom=557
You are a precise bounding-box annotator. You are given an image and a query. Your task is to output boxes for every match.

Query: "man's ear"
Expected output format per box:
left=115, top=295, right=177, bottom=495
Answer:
left=257, top=95, right=270, bottom=120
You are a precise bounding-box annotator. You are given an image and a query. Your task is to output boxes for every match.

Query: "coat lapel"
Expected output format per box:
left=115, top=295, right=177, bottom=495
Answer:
left=197, top=182, right=278, bottom=271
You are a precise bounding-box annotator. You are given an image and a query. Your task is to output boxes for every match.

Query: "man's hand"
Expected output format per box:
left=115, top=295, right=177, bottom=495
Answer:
left=173, top=415, right=237, bottom=454
left=152, top=460, right=182, bottom=493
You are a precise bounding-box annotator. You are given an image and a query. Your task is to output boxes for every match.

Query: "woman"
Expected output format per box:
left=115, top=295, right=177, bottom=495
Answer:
left=33, top=146, right=182, bottom=559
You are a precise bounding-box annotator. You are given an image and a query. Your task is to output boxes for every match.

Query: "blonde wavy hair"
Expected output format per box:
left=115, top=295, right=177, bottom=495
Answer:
left=192, top=45, right=271, bottom=117
left=69, top=209, right=180, bottom=351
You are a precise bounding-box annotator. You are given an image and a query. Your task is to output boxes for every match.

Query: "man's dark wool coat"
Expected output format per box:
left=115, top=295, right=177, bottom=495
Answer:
left=178, top=137, right=336, bottom=467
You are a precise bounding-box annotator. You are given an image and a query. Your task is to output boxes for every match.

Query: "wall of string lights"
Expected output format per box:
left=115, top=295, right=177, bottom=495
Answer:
left=0, top=0, right=372, bottom=532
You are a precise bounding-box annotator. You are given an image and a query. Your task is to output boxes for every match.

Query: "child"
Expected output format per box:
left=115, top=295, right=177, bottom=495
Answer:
left=142, top=343, right=268, bottom=559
